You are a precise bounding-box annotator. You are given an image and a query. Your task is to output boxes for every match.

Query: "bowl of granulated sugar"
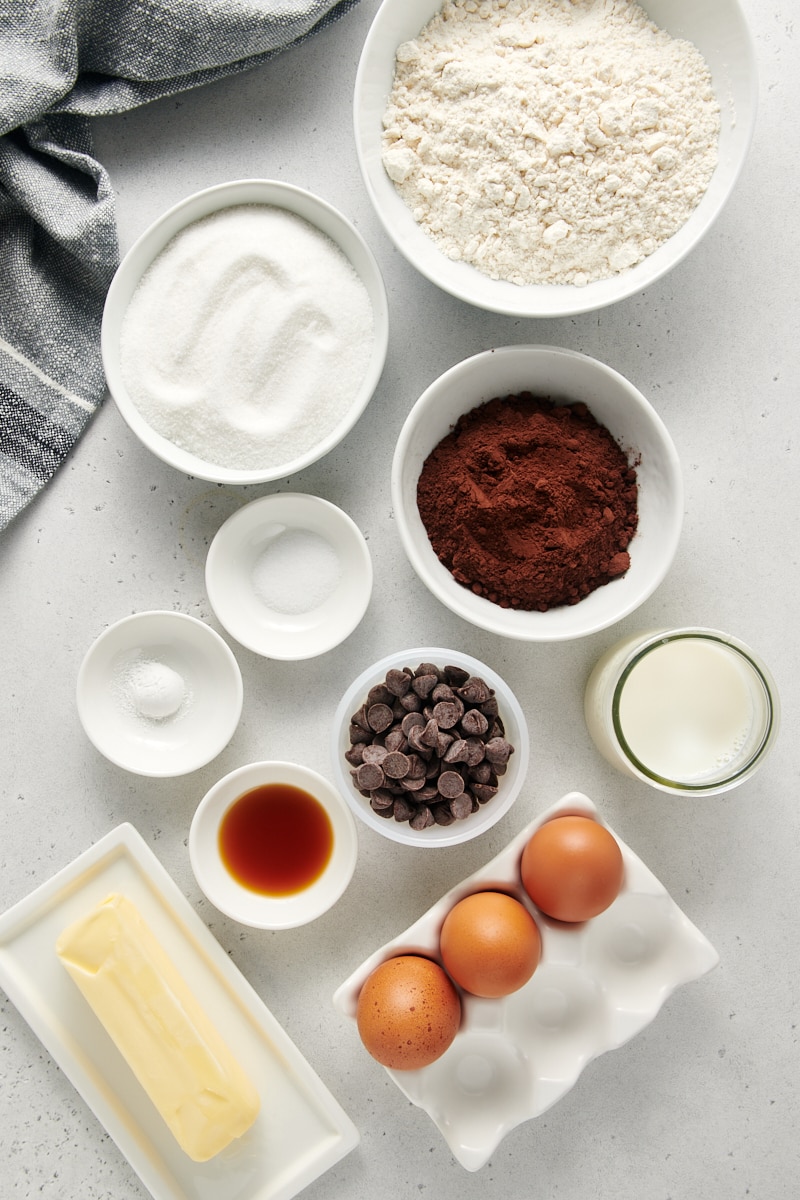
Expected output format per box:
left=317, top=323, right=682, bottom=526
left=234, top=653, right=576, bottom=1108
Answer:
left=355, top=0, right=756, bottom=317
left=102, top=179, right=389, bottom=483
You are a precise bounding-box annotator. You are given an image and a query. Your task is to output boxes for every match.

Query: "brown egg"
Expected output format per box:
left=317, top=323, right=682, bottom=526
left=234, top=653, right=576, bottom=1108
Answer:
left=520, top=814, right=624, bottom=923
left=356, top=954, right=461, bottom=1070
left=439, top=891, right=541, bottom=998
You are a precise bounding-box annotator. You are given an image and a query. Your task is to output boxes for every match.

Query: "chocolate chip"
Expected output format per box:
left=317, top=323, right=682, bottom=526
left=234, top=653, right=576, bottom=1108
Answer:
left=356, top=761, right=385, bottom=791
left=399, top=691, right=422, bottom=712
left=406, top=724, right=430, bottom=754
left=443, top=738, right=470, bottom=764
left=432, top=803, right=455, bottom=826
left=367, top=684, right=393, bottom=706
left=405, top=753, right=427, bottom=780
left=410, top=805, right=435, bottom=830
left=348, top=723, right=372, bottom=745
left=344, top=745, right=364, bottom=767
left=469, top=761, right=496, bottom=785
left=385, top=668, right=412, bottom=697
left=350, top=704, right=372, bottom=732
left=415, top=662, right=443, bottom=680
left=485, top=736, right=513, bottom=765
left=444, top=665, right=470, bottom=686
left=401, top=711, right=425, bottom=735
left=399, top=775, right=426, bottom=792
left=460, top=708, right=489, bottom=738
left=362, top=743, right=388, bottom=765
left=367, top=703, right=394, bottom=733
left=384, top=728, right=407, bottom=753
left=449, top=793, right=473, bottom=820
left=370, top=788, right=395, bottom=811
left=383, top=751, right=410, bottom=780
left=431, top=683, right=455, bottom=702
left=392, top=795, right=416, bottom=822
left=419, top=718, right=440, bottom=748
left=456, top=676, right=492, bottom=705
left=412, top=673, right=438, bottom=698
left=437, top=770, right=465, bottom=799
left=433, top=700, right=463, bottom=729
left=472, top=783, right=498, bottom=804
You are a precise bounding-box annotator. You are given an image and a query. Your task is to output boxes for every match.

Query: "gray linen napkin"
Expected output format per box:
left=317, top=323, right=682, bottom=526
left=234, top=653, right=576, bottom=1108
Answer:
left=0, top=0, right=361, bottom=531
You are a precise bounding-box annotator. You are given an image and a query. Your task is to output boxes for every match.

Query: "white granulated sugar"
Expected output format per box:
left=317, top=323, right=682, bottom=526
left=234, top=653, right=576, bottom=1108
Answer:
left=252, top=528, right=342, bottom=614
left=381, top=0, right=721, bottom=286
left=120, top=205, right=375, bottom=469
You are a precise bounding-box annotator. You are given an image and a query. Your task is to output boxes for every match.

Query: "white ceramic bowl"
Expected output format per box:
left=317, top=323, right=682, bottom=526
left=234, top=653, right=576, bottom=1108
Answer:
left=333, top=791, right=719, bottom=1171
left=354, top=0, right=757, bottom=317
left=205, top=492, right=373, bottom=659
left=76, top=611, right=243, bottom=776
left=189, top=761, right=358, bottom=929
left=331, top=647, right=530, bottom=847
left=101, top=179, right=389, bottom=482
left=391, top=345, right=683, bottom=641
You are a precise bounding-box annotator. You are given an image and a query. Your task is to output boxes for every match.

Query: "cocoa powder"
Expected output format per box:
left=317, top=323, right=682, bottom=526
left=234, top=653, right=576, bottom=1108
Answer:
left=416, top=393, right=638, bottom=612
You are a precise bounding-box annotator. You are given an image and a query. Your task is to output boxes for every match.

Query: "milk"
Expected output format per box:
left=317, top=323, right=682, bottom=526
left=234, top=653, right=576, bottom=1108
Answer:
left=616, top=639, right=752, bottom=782
left=584, top=629, right=779, bottom=795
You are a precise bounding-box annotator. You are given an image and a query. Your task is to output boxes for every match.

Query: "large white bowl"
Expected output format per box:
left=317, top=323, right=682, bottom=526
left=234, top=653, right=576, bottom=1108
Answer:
left=189, top=761, right=358, bottom=930
left=391, top=345, right=683, bottom=641
left=354, top=0, right=757, bottom=317
left=331, top=647, right=530, bottom=847
left=101, top=179, right=389, bottom=483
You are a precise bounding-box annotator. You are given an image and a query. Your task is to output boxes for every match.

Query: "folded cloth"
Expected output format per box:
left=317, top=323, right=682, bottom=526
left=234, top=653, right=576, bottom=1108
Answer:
left=0, top=0, right=361, bottom=531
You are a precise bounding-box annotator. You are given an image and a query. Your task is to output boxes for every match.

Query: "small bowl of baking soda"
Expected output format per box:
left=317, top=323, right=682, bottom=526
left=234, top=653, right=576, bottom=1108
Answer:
left=205, top=492, right=373, bottom=660
left=101, top=179, right=389, bottom=482
left=355, top=0, right=756, bottom=317
left=76, top=611, right=243, bottom=776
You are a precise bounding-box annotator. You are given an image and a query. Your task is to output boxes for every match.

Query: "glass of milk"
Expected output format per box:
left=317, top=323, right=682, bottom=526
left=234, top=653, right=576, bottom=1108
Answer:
left=584, top=628, right=780, bottom=795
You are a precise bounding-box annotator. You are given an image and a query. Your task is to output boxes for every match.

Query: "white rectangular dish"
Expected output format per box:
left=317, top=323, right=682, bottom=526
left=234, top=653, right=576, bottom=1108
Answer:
left=0, top=823, right=359, bottom=1200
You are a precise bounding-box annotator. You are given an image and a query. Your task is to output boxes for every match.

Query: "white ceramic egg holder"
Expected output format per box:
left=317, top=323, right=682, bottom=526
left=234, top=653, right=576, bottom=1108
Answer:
left=333, top=791, right=719, bottom=1171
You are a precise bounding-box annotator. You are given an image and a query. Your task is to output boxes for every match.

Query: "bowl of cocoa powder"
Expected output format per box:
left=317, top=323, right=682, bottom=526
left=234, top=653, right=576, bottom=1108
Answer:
left=355, top=0, right=756, bottom=317
left=391, top=345, right=683, bottom=641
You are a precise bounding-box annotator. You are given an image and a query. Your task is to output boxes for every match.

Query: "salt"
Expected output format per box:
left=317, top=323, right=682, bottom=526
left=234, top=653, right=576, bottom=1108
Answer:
left=252, top=529, right=342, bottom=614
left=115, top=659, right=188, bottom=721
left=118, top=205, right=375, bottom=469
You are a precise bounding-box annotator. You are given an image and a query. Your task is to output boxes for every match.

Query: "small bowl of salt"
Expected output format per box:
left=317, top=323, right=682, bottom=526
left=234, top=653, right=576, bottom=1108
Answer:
left=205, top=492, right=373, bottom=660
left=76, top=611, right=244, bottom=776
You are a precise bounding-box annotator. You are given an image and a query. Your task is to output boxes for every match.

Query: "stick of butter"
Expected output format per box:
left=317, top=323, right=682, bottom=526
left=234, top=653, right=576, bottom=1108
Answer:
left=56, top=893, right=260, bottom=1162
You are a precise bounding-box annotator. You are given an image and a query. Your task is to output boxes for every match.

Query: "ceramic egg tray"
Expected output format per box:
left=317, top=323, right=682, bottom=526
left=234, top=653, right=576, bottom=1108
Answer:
left=333, top=791, right=718, bottom=1171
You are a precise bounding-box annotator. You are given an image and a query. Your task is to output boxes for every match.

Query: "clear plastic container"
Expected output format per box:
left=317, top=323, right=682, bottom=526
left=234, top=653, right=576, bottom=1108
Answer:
left=584, top=628, right=780, bottom=795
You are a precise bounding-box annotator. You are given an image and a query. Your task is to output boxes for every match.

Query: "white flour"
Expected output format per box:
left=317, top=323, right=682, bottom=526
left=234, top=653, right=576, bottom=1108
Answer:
left=381, top=0, right=720, bottom=286
left=120, top=205, right=375, bottom=469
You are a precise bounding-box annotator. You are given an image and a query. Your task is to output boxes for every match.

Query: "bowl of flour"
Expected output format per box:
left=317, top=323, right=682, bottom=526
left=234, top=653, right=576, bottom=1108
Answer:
left=354, top=0, right=756, bottom=317
left=102, top=180, right=389, bottom=482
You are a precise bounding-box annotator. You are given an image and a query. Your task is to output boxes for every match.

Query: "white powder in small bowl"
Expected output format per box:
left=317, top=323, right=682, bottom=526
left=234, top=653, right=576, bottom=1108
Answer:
left=117, top=660, right=188, bottom=721
left=119, top=205, right=375, bottom=469
left=252, top=529, right=342, bottom=615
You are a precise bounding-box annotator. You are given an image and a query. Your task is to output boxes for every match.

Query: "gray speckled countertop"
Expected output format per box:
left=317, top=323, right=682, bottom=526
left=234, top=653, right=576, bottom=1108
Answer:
left=2, top=2, right=798, bottom=1198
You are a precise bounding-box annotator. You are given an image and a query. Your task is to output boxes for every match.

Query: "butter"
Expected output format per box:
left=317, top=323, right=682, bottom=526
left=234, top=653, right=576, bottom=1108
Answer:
left=56, top=893, right=260, bottom=1161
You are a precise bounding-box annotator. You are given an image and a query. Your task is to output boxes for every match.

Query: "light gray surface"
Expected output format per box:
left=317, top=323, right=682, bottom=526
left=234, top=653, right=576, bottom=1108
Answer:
left=1, top=1, right=797, bottom=1197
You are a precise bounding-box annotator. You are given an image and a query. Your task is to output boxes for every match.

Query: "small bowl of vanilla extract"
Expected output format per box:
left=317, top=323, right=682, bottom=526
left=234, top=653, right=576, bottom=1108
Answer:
left=189, top=761, right=359, bottom=929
